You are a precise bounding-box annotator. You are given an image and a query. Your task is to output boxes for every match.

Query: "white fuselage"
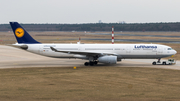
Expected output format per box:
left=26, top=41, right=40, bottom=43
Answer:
left=19, top=43, right=177, bottom=60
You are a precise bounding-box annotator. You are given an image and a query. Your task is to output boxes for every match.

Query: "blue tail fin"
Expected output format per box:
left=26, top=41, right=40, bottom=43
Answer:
left=10, top=22, right=40, bottom=44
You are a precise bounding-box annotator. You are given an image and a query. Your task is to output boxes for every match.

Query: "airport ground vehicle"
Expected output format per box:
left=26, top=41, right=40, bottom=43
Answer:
left=152, top=59, right=176, bottom=65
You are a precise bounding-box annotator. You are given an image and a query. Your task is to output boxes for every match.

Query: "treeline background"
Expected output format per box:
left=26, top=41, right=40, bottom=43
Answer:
left=0, top=22, right=180, bottom=31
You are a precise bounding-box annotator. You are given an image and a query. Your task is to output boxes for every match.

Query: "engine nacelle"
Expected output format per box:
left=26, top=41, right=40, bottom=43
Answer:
left=98, top=56, right=117, bottom=64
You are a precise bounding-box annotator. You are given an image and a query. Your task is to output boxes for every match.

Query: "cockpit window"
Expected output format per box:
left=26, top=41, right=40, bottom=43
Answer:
left=168, top=48, right=173, bottom=50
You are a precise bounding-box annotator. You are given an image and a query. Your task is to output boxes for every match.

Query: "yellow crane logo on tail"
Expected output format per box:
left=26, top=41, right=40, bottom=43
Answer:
left=15, top=28, right=24, bottom=38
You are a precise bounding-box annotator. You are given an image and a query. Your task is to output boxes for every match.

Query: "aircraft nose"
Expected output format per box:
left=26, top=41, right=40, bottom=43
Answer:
left=174, top=50, right=177, bottom=54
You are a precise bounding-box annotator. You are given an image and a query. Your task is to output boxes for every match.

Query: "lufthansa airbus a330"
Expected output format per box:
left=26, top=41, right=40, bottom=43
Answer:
left=9, top=22, right=177, bottom=66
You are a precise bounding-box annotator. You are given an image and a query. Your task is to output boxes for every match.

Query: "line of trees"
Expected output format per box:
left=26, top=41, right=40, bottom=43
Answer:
left=1, top=22, right=180, bottom=31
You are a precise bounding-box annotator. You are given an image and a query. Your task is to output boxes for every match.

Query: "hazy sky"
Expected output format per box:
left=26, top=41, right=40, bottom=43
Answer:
left=0, top=0, right=180, bottom=24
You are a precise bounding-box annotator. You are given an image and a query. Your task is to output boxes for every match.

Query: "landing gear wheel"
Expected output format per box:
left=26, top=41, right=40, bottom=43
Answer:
left=152, top=62, right=156, bottom=65
left=163, top=62, right=166, bottom=65
left=84, top=62, right=89, bottom=66
left=89, top=62, right=94, bottom=66
left=94, top=61, right=98, bottom=65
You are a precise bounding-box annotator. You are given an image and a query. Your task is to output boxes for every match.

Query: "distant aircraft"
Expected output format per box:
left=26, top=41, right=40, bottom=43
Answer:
left=10, top=22, right=177, bottom=66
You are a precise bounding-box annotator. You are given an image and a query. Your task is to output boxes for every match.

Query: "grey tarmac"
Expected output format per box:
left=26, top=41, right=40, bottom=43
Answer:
left=0, top=45, right=179, bottom=70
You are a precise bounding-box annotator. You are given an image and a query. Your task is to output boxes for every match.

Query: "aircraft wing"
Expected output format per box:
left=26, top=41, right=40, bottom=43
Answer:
left=50, top=47, right=118, bottom=56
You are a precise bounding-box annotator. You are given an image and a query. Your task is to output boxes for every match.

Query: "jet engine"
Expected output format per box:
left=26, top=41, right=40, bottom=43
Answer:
left=98, top=56, right=117, bottom=64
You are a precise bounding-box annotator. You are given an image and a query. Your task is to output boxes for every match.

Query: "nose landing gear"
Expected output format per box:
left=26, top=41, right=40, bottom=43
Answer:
left=152, top=58, right=161, bottom=65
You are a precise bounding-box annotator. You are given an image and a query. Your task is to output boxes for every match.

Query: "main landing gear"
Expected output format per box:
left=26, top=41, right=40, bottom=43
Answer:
left=84, top=56, right=99, bottom=66
left=84, top=61, right=98, bottom=66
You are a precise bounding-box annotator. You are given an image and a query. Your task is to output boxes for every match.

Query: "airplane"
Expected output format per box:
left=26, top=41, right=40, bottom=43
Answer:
left=9, top=22, right=177, bottom=66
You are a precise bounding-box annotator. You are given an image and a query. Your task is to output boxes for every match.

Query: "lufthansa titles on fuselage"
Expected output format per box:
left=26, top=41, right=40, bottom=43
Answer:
left=134, top=45, right=157, bottom=50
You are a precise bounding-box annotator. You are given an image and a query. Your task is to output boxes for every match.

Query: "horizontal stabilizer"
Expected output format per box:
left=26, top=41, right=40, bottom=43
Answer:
left=7, top=44, right=28, bottom=50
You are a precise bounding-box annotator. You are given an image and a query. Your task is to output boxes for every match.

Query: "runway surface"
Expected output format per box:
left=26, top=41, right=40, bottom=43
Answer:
left=0, top=45, right=179, bottom=70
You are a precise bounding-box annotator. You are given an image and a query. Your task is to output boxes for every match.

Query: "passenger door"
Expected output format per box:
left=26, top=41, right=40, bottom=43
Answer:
left=39, top=45, right=44, bottom=54
left=157, top=46, right=163, bottom=54
left=126, top=46, right=131, bottom=53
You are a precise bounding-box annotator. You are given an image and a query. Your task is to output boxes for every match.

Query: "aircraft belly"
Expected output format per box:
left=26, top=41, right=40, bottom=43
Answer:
left=121, top=55, right=171, bottom=59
